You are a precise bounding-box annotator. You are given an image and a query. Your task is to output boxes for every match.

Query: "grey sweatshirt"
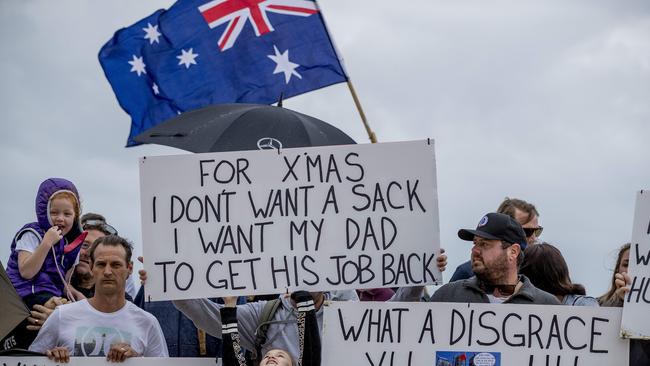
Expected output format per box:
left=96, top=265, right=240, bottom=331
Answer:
left=172, top=287, right=423, bottom=361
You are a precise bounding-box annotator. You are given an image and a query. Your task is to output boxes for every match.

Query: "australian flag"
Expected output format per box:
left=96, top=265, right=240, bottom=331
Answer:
left=99, top=0, right=348, bottom=147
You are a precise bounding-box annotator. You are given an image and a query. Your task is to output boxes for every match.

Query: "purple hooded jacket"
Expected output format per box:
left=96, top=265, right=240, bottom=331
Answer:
left=6, top=178, right=83, bottom=298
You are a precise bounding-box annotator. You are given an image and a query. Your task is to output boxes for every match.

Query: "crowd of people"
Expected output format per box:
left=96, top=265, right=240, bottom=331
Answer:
left=1, top=177, right=648, bottom=365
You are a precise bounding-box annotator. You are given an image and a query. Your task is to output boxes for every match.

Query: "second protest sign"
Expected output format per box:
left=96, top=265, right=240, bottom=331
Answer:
left=323, top=302, right=629, bottom=366
left=139, top=140, right=441, bottom=300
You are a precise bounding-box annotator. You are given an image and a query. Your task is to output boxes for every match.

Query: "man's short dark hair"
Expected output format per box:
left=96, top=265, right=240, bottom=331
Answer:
left=501, top=241, right=525, bottom=266
left=89, top=235, right=133, bottom=264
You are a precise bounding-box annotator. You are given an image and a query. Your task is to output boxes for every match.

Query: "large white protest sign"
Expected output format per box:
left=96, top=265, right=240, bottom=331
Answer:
left=140, top=140, right=440, bottom=300
left=621, top=189, right=650, bottom=339
left=0, top=357, right=220, bottom=366
left=322, top=302, right=628, bottom=366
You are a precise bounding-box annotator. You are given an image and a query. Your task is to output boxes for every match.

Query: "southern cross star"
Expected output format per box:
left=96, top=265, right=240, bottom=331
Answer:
left=267, top=45, right=302, bottom=84
left=177, top=48, right=199, bottom=69
left=143, top=23, right=161, bottom=44
left=128, top=55, right=146, bottom=77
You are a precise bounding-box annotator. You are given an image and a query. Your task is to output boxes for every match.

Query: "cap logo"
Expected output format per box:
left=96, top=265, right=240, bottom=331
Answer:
left=478, top=215, right=488, bottom=227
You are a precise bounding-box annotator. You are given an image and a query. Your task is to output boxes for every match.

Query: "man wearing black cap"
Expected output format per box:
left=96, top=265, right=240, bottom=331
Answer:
left=450, top=197, right=542, bottom=282
left=430, top=213, right=559, bottom=304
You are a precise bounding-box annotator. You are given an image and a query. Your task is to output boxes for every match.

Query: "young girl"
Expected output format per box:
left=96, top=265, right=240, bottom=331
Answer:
left=219, top=291, right=321, bottom=366
left=6, top=178, right=84, bottom=308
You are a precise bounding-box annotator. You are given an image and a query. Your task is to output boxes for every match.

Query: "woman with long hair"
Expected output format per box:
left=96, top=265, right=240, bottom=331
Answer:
left=597, top=243, right=630, bottom=307
left=520, top=242, right=598, bottom=306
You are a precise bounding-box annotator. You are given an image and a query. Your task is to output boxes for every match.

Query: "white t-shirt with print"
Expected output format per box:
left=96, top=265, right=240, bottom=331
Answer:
left=29, top=299, right=168, bottom=357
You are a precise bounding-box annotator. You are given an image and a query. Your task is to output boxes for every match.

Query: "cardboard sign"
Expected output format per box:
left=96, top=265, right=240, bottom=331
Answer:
left=322, top=302, right=629, bottom=366
left=621, top=189, right=650, bottom=339
left=140, top=140, right=441, bottom=300
left=0, top=358, right=220, bottom=366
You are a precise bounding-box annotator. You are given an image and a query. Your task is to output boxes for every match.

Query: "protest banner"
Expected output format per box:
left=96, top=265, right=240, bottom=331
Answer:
left=322, top=302, right=628, bottom=366
left=0, top=357, right=219, bottom=366
left=139, top=140, right=441, bottom=300
left=620, top=189, right=650, bottom=339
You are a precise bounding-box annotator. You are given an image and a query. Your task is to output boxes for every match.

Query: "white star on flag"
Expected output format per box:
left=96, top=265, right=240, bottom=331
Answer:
left=177, top=48, right=199, bottom=69
left=152, top=83, right=160, bottom=95
left=143, top=23, right=161, bottom=44
left=267, top=45, right=302, bottom=84
left=128, top=55, right=146, bottom=77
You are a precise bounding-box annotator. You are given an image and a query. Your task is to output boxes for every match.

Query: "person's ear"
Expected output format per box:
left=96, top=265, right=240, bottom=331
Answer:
left=509, top=244, right=521, bottom=260
left=127, top=261, right=133, bottom=275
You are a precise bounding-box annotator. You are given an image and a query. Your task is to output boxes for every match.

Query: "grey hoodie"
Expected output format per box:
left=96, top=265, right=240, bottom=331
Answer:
left=172, top=287, right=423, bottom=361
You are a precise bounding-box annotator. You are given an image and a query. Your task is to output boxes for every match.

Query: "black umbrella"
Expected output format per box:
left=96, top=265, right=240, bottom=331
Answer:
left=134, top=103, right=356, bottom=153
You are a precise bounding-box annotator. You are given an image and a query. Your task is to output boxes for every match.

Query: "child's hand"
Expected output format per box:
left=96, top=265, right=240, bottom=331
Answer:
left=44, top=226, right=63, bottom=247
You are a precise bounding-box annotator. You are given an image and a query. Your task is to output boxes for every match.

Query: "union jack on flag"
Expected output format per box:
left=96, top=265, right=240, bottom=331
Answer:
left=199, top=0, right=318, bottom=50
left=99, top=0, right=348, bottom=147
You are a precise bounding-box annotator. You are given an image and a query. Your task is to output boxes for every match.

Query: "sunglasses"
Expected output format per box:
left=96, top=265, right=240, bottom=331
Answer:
left=523, top=226, right=543, bottom=238
left=478, top=280, right=517, bottom=296
left=82, top=219, right=118, bottom=236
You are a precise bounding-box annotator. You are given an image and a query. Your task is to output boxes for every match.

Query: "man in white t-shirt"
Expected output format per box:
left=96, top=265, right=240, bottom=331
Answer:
left=29, top=235, right=167, bottom=362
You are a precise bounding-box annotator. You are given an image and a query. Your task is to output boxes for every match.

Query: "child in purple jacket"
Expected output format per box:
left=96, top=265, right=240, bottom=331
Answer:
left=6, top=178, right=84, bottom=308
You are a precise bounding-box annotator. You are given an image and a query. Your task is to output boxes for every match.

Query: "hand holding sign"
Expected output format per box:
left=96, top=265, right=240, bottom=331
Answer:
left=620, top=190, right=650, bottom=339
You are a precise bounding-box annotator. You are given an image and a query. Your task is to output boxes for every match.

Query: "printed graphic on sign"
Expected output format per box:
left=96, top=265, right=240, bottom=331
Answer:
left=436, top=351, right=500, bottom=366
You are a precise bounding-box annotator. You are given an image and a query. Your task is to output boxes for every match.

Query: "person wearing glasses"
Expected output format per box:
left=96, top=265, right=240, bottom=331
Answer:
left=69, top=213, right=136, bottom=301
left=450, top=197, right=543, bottom=282
left=430, top=213, right=559, bottom=305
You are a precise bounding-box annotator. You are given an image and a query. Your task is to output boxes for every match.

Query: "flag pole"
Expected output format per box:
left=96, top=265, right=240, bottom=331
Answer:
left=346, top=80, right=377, bottom=143
left=312, top=0, right=377, bottom=144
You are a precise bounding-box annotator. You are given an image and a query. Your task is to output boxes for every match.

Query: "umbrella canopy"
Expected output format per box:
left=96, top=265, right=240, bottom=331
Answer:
left=134, top=104, right=356, bottom=153
left=0, top=263, right=30, bottom=340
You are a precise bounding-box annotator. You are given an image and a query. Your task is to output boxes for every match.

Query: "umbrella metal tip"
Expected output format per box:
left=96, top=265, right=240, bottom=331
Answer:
left=277, top=92, right=284, bottom=108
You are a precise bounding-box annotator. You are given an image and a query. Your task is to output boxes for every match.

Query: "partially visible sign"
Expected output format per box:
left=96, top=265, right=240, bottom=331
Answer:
left=621, top=189, right=650, bottom=339
left=0, top=357, right=219, bottom=366
left=139, top=140, right=441, bottom=300
left=322, top=302, right=629, bottom=366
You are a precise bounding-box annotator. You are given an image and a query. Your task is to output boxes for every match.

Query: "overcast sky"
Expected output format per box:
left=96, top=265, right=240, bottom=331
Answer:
left=1, top=0, right=648, bottom=297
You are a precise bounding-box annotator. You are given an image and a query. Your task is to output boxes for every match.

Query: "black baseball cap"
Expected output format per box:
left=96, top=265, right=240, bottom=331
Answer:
left=458, top=212, right=528, bottom=250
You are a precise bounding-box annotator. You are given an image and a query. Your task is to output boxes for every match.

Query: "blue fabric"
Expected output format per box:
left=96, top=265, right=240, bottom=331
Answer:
left=99, top=0, right=348, bottom=147
left=449, top=260, right=474, bottom=282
